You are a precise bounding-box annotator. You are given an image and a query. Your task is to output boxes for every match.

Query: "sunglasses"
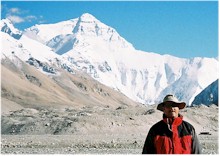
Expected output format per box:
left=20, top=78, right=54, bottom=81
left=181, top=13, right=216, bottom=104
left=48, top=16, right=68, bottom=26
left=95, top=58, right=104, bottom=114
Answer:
left=163, top=102, right=179, bottom=108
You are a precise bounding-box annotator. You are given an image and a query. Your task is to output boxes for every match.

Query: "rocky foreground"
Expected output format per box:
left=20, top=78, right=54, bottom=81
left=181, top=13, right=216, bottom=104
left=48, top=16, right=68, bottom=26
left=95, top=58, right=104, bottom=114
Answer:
left=1, top=104, right=219, bottom=154
left=1, top=134, right=218, bottom=154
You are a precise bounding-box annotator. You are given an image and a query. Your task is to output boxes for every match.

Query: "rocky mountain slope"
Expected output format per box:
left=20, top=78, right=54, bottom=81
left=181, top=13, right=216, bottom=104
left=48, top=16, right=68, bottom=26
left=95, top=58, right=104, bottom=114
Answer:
left=1, top=55, right=139, bottom=114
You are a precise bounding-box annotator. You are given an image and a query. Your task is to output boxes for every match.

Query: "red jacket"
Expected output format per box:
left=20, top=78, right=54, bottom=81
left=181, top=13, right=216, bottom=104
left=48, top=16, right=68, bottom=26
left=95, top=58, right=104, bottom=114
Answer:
left=142, top=114, right=201, bottom=154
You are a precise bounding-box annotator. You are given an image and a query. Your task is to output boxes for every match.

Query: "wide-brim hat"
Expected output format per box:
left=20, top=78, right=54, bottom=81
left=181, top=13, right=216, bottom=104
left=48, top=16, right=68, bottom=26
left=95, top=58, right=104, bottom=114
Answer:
left=157, top=94, right=186, bottom=111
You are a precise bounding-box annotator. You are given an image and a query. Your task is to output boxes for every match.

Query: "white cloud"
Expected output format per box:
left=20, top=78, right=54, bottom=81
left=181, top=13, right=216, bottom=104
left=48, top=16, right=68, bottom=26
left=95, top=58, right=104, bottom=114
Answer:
left=38, top=15, right=46, bottom=23
left=25, top=15, right=37, bottom=22
left=7, top=15, right=24, bottom=24
left=6, top=8, right=25, bottom=24
left=9, top=8, right=21, bottom=14
left=5, top=6, right=42, bottom=24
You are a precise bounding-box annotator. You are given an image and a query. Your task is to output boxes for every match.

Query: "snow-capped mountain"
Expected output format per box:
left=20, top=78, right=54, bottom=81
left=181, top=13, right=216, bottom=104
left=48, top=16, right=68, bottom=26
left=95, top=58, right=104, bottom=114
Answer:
left=1, top=20, right=76, bottom=75
left=24, top=13, right=134, bottom=54
left=192, top=79, right=218, bottom=106
left=0, top=18, right=22, bottom=39
left=1, top=13, right=219, bottom=105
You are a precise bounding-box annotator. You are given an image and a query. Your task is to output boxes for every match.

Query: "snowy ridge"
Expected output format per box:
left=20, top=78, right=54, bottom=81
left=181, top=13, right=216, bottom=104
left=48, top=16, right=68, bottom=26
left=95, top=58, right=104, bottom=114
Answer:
left=23, top=19, right=78, bottom=44
left=0, top=19, right=22, bottom=39
left=1, top=31, right=76, bottom=75
left=1, top=13, right=219, bottom=105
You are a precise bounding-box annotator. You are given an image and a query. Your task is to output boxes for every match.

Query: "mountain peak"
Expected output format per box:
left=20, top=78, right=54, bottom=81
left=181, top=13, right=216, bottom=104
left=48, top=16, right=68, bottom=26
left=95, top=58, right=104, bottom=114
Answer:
left=79, top=13, right=99, bottom=23
left=72, top=13, right=104, bottom=35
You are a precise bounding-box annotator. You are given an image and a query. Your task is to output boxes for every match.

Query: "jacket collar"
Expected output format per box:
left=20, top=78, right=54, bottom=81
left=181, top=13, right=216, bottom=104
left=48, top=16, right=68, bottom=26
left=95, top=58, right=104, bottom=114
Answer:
left=162, top=114, right=183, bottom=126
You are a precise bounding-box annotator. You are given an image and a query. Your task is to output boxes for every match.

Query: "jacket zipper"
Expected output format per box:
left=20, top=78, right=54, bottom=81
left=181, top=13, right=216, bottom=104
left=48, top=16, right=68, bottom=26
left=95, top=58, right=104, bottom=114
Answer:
left=167, top=118, right=174, bottom=153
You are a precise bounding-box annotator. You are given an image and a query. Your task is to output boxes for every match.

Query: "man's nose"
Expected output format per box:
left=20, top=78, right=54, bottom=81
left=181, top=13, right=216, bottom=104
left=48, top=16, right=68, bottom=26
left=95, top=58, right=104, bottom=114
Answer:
left=171, top=107, right=176, bottom=110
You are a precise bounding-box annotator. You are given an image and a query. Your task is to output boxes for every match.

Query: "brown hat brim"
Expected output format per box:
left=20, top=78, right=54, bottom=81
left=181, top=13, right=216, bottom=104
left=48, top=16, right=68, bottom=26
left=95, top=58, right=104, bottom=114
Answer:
left=157, top=101, right=186, bottom=111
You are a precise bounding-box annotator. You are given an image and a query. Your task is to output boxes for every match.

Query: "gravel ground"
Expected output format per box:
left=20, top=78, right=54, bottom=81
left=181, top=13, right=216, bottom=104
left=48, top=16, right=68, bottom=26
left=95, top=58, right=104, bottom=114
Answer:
left=1, top=105, right=219, bottom=154
left=1, top=134, right=218, bottom=154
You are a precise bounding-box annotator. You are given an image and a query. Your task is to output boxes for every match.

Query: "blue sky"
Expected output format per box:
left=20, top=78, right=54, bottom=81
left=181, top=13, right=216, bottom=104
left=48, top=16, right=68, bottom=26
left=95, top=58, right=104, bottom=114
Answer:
left=1, top=1, right=218, bottom=58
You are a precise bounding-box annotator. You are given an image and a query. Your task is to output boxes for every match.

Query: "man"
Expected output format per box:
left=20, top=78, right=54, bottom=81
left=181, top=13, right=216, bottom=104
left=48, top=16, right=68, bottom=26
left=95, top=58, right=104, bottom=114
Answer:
left=142, top=94, right=201, bottom=154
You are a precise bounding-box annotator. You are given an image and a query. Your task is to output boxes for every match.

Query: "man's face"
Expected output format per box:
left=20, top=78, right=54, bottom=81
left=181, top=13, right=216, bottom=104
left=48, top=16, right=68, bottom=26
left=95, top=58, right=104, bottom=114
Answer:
left=163, top=102, right=180, bottom=118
